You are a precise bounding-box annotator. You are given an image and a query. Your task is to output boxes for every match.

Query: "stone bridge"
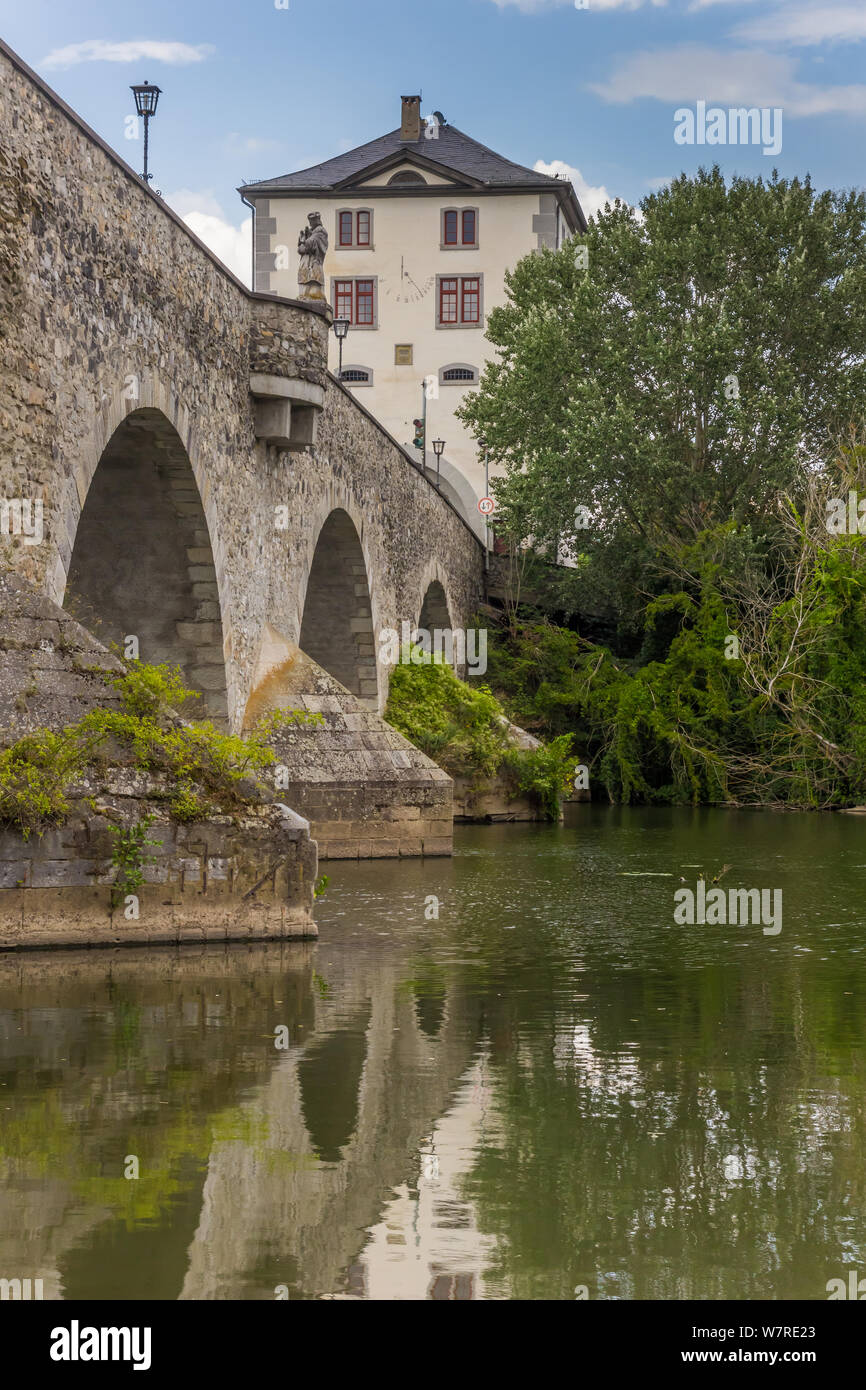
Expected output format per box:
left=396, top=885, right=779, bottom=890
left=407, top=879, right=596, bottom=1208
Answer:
left=0, top=40, right=484, bottom=859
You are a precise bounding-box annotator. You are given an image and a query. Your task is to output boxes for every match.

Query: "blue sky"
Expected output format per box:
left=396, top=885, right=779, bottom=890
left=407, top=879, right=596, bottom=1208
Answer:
left=2, top=0, right=865, bottom=281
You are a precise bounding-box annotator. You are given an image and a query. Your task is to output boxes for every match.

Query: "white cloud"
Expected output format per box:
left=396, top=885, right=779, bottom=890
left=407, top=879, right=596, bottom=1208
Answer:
left=687, top=0, right=762, bottom=9
left=645, top=175, right=674, bottom=189
left=589, top=44, right=866, bottom=116
left=163, top=188, right=225, bottom=220
left=534, top=159, right=617, bottom=218
left=40, top=39, right=214, bottom=70
left=223, top=132, right=283, bottom=155
left=165, top=201, right=252, bottom=286
left=489, top=0, right=666, bottom=11
left=735, top=5, right=866, bottom=46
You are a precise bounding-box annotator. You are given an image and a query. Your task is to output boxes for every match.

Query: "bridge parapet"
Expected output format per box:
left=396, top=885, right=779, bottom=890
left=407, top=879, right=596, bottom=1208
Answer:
left=249, top=295, right=330, bottom=385
left=249, top=296, right=330, bottom=449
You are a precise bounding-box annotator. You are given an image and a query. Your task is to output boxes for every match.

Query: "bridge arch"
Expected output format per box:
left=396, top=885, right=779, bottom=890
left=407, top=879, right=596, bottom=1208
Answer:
left=414, top=563, right=461, bottom=672
left=298, top=507, right=379, bottom=704
left=418, top=580, right=453, bottom=635
left=63, top=402, right=231, bottom=724
left=415, top=561, right=456, bottom=635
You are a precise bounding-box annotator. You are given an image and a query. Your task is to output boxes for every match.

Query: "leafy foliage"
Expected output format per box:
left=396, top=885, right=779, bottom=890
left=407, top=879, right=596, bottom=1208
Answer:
left=457, top=167, right=866, bottom=804
left=479, top=505, right=866, bottom=809
left=501, top=736, right=577, bottom=820
left=0, top=729, right=91, bottom=839
left=108, top=814, right=160, bottom=908
left=386, top=649, right=508, bottom=776
left=0, top=661, right=314, bottom=836
left=460, top=167, right=866, bottom=628
left=385, top=646, right=574, bottom=818
left=110, top=662, right=198, bottom=719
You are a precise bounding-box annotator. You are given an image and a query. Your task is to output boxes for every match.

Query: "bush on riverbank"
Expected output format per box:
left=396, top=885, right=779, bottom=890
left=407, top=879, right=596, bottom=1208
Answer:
left=478, top=507, right=866, bottom=809
left=384, top=646, right=575, bottom=819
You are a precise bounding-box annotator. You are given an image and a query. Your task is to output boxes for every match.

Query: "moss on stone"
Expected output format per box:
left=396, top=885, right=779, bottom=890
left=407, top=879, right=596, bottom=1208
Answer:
left=0, top=660, right=317, bottom=838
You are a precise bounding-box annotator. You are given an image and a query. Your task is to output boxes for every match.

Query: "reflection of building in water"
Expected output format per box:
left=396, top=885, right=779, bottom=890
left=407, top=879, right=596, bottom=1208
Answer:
left=355, top=1053, right=505, bottom=1300
left=0, top=942, right=490, bottom=1301
left=174, top=945, right=488, bottom=1300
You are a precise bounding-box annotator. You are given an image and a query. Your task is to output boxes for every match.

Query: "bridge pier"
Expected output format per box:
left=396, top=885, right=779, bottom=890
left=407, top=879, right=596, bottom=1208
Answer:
left=244, top=644, right=453, bottom=859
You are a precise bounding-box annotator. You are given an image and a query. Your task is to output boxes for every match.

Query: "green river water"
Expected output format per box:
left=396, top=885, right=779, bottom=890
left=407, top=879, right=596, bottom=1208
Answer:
left=1, top=807, right=865, bottom=1300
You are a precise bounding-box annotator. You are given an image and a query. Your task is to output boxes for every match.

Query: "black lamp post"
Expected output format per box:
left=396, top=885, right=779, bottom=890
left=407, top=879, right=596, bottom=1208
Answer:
left=332, top=317, right=350, bottom=378
left=432, top=437, right=445, bottom=490
left=130, top=80, right=161, bottom=184
left=478, top=435, right=490, bottom=573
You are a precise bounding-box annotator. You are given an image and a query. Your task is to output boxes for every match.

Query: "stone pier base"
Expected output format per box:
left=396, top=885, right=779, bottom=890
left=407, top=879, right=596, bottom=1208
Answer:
left=0, top=803, right=318, bottom=950
left=283, top=776, right=453, bottom=860
left=245, top=646, right=454, bottom=859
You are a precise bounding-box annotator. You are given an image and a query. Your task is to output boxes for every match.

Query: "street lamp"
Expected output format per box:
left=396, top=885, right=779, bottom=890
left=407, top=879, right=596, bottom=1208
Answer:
left=332, top=317, right=350, bottom=378
left=130, top=81, right=162, bottom=185
left=432, top=437, right=445, bottom=490
left=478, top=435, right=490, bottom=575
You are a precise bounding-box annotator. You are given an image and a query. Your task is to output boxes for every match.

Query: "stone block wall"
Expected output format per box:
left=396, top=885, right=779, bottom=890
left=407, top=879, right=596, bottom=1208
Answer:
left=250, top=297, right=328, bottom=387
left=245, top=645, right=453, bottom=859
left=0, top=569, right=320, bottom=945
left=285, top=779, right=453, bottom=860
left=0, top=568, right=127, bottom=738
left=0, top=796, right=317, bottom=949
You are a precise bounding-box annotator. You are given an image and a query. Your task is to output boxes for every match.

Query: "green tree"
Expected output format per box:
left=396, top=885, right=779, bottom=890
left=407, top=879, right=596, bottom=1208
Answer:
left=460, top=167, right=866, bottom=624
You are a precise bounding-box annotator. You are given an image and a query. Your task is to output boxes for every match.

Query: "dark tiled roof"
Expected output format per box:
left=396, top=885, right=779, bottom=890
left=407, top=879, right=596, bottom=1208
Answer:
left=240, top=124, right=567, bottom=193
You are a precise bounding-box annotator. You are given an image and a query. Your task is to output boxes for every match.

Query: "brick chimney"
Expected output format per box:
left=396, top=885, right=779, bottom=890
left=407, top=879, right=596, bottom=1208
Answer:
left=400, top=95, right=421, bottom=142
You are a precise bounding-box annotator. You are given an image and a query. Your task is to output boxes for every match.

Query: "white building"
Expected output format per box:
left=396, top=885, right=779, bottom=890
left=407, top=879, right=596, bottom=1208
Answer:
left=240, top=97, right=585, bottom=534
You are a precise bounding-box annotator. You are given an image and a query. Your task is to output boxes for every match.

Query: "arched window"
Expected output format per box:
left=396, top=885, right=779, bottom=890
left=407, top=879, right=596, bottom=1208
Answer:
left=439, top=363, right=479, bottom=386
left=387, top=170, right=427, bottom=186
left=340, top=366, right=374, bottom=386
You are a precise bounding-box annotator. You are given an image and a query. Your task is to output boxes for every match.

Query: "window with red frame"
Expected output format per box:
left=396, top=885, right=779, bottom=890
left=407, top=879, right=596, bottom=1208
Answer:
left=439, top=277, right=481, bottom=325
left=338, top=211, right=371, bottom=247
left=443, top=209, right=477, bottom=245
left=333, top=279, right=375, bottom=325
left=440, top=277, right=458, bottom=323
left=355, top=279, right=374, bottom=325
left=461, top=277, right=480, bottom=323
left=334, top=279, right=354, bottom=320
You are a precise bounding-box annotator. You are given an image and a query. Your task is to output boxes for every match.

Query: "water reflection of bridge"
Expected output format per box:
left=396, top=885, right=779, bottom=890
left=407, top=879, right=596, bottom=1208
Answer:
left=0, top=941, right=501, bottom=1300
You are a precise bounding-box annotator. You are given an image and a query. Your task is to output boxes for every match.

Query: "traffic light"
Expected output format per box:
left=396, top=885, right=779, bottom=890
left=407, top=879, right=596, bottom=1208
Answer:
left=412, top=418, right=425, bottom=451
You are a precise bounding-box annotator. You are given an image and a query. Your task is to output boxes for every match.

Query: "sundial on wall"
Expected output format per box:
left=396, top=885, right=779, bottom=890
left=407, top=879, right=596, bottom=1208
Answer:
left=381, top=259, right=435, bottom=304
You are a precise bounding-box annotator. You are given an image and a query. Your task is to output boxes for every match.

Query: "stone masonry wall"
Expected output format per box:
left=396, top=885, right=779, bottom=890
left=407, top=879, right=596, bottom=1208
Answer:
left=0, top=569, right=319, bottom=945
left=244, top=645, right=453, bottom=859
left=63, top=410, right=231, bottom=724
left=0, top=796, right=317, bottom=949
left=0, top=39, right=484, bottom=735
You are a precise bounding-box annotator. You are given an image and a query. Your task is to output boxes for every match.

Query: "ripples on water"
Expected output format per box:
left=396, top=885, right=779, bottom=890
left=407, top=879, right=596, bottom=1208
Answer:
left=1, top=807, right=864, bottom=1299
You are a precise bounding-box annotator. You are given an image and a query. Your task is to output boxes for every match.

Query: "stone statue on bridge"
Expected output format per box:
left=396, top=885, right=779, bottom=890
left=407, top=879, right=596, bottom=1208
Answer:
left=297, top=212, right=328, bottom=302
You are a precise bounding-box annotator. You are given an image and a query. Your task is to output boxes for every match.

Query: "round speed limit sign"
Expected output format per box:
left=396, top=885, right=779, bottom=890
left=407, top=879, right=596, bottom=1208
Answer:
left=478, top=496, right=496, bottom=516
